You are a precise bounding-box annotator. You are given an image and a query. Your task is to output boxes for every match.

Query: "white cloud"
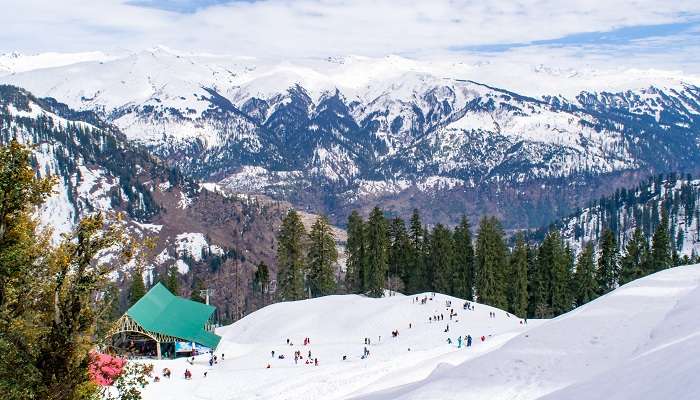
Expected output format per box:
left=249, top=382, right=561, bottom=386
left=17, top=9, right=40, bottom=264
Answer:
left=0, top=0, right=699, bottom=71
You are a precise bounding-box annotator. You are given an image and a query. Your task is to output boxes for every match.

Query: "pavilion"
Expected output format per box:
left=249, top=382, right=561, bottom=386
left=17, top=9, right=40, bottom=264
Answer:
left=107, top=282, right=221, bottom=359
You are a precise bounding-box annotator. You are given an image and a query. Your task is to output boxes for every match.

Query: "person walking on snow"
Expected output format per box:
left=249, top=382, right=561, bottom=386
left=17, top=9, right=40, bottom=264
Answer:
left=457, top=336, right=462, bottom=348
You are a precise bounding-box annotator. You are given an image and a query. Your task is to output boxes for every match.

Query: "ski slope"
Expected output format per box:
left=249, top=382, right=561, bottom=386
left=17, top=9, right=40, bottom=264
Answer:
left=140, top=293, right=535, bottom=400
left=358, top=265, right=700, bottom=400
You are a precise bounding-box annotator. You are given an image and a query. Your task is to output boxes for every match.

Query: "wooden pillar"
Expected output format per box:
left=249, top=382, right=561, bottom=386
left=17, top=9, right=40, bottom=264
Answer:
left=156, top=340, right=161, bottom=359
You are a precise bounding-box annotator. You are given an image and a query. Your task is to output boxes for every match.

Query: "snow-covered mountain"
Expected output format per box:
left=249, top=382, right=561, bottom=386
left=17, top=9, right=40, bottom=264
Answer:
left=137, top=264, right=700, bottom=400
left=356, top=264, right=700, bottom=400
left=0, top=85, right=296, bottom=320
left=3, top=48, right=700, bottom=227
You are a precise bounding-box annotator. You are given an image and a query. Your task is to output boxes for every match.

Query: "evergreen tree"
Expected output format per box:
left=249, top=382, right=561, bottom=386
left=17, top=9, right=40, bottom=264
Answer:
left=429, top=224, right=455, bottom=294
left=388, top=217, right=411, bottom=294
left=128, top=267, right=146, bottom=306
left=190, top=277, right=206, bottom=303
left=453, top=216, right=475, bottom=300
left=307, top=215, right=338, bottom=297
left=574, top=242, right=598, bottom=306
left=597, top=229, right=619, bottom=294
left=253, top=262, right=271, bottom=305
left=619, top=227, right=647, bottom=285
left=345, top=211, right=366, bottom=294
left=164, top=264, right=180, bottom=295
left=365, top=207, right=389, bottom=297
left=276, top=209, right=307, bottom=301
left=508, top=234, right=529, bottom=317
left=651, top=208, right=673, bottom=271
left=474, top=217, right=508, bottom=309
left=405, top=209, right=425, bottom=293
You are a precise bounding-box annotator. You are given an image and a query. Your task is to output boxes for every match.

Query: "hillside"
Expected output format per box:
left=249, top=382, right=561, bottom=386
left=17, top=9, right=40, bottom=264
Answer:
left=544, top=174, right=700, bottom=260
left=0, top=85, right=294, bottom=321
left=3, top=49, right=700, bottom=227
left=357, top=265, right=700, bottom=400
left=140, top=292, right=535, bottom=400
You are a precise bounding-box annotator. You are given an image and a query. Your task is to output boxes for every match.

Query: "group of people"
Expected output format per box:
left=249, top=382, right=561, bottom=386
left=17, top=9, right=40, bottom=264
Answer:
left=268, top=337, right=320, bottom=368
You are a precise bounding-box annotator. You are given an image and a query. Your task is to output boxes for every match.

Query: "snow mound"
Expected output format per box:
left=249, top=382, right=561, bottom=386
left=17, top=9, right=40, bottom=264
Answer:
left=141, top=292, right=534, bottom=400
left=357, top=265, right=700, bottom=400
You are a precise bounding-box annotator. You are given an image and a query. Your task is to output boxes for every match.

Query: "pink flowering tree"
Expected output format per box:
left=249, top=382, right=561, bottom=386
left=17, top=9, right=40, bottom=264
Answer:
left=88, top=352, right=152, bottom=400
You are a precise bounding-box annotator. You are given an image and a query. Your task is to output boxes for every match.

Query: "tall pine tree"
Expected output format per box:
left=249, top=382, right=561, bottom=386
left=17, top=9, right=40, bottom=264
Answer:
left=128, top=267, right=146, bottom=306
left=429, top=224, right=455, bottom=294
left=597, top=228, right=619, bottom=294
left=508, top=234, right=529, bottom=317
left=365, top=207, right=389, bottom=297
left=453, top=216, right=475, bottom=300
left=345, top=211, right=366, bottom=294
left=474, top=217, right=508, bottom=309
left=406, top=209, right=426, bottom=293
left=388, top=217, right=411, bottom=294
left=651, top=207, right=673, bottom=272
left=573, top=242, right=598, bottom=306
left=619, top=227, right=647, bottom=285
left=307, top=215, right=338, bottom=297
left=276, top=209, right=307, bottom=301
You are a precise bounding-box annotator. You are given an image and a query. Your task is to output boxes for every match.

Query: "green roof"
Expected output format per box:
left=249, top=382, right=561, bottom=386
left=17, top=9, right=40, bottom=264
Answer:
left=126, top=283, right=221, bottom=349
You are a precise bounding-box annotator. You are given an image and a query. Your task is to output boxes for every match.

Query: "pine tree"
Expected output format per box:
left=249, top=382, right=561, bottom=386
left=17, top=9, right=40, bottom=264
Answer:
left=388, top=217, right=410, bottom=294
left=597, top=229, right=619, bottom=294
left=164, top=264, right=180, bottom=295
left=619, top=227, right=647, bottom=285
left=574, top=242, right=598, bottom=306
left=508, top=233, right=529, bottom=317
left=453, top=216, right=475, bottom=300
left=429, top=224, right=455, bottom=294
left=345, top=211, right=366, bottom=294
left=550, top=232, right=572, bottom=315
left=276, top=209, right=307, bottom=301
left=651, top=208, right=673, bottom=272
left=365, top=207, right=389, bottom=297
left=405, top=209, right=425, bottom=293
left=190, top=277, right=206, bottom=303
left=128, top=267, right=146, bottom=306
left=253, top=262, right=270, bottom=305
left=474, top=217, right=508, bottom=309
left=307, top=215, right=338, bottom=297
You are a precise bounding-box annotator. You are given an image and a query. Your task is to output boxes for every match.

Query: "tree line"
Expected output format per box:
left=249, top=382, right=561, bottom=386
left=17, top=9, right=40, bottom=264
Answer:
left=275, top=204, right=684, bottom=319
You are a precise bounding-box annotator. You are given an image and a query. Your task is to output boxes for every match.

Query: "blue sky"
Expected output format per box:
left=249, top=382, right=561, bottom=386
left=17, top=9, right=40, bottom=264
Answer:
left=2, top=0, right=700, bottom=72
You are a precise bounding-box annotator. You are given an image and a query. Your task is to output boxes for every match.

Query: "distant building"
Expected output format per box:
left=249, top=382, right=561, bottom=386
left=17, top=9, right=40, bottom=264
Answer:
left=107, top=283, right=221, bottom=359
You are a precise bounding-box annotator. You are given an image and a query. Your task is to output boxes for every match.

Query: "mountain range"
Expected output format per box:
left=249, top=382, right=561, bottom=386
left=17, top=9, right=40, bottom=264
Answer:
left=3, top=47, right=700, bottom=228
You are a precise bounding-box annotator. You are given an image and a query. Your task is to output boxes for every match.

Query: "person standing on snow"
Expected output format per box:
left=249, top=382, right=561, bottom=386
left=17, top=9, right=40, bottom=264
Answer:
left=457, top=336, right=462, bottom=348
left=467, top=335, right=472, bottom=347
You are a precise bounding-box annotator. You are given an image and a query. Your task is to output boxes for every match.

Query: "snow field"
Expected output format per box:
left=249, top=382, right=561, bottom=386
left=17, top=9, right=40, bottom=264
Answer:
left=140, top=292, right=535, bottom=400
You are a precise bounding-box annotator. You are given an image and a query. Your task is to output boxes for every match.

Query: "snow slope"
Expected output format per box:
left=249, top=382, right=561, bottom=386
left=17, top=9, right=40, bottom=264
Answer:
left=140, top=293, right=535, bottom=400
left=357, top=265, right=700, bottom=400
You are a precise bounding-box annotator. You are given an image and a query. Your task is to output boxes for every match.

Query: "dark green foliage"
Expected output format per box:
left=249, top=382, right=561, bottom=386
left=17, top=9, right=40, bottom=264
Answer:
left=453, top=216, right=475, bottom=300
left=428, top=224, right=455, bottom=294
left=307, top=215, right=338, bottom=297
left=388, top=217, right=411, bottom=294
left=651, top=208, right=673, bottom=272
left=474, top=217, right=508, bottom=309
left=276, top=209, right=307, bottom=301
left=345, top=211, right=366, bottom=294
left=190, top=277, right=206, bottom=303
left=253, top=262, right=271, bottom=305
left=508, top=234, right=529, bottom=317
left=574, top=242, right=598, bottom=306
left=365, top=207, right=389, bottom=297
left=405, top=209, right=427, bottom=293
left=619, top=227, right=648, bottom=285
left=163, top=265, right=180, bottom=296
left=128, top=268, right=147, bottom=306
left=597, top=229, right=619, bottom=294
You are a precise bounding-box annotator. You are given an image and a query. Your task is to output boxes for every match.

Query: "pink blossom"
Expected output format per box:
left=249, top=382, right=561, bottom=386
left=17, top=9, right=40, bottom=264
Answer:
left=89, top=352, right=126, bottom=386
